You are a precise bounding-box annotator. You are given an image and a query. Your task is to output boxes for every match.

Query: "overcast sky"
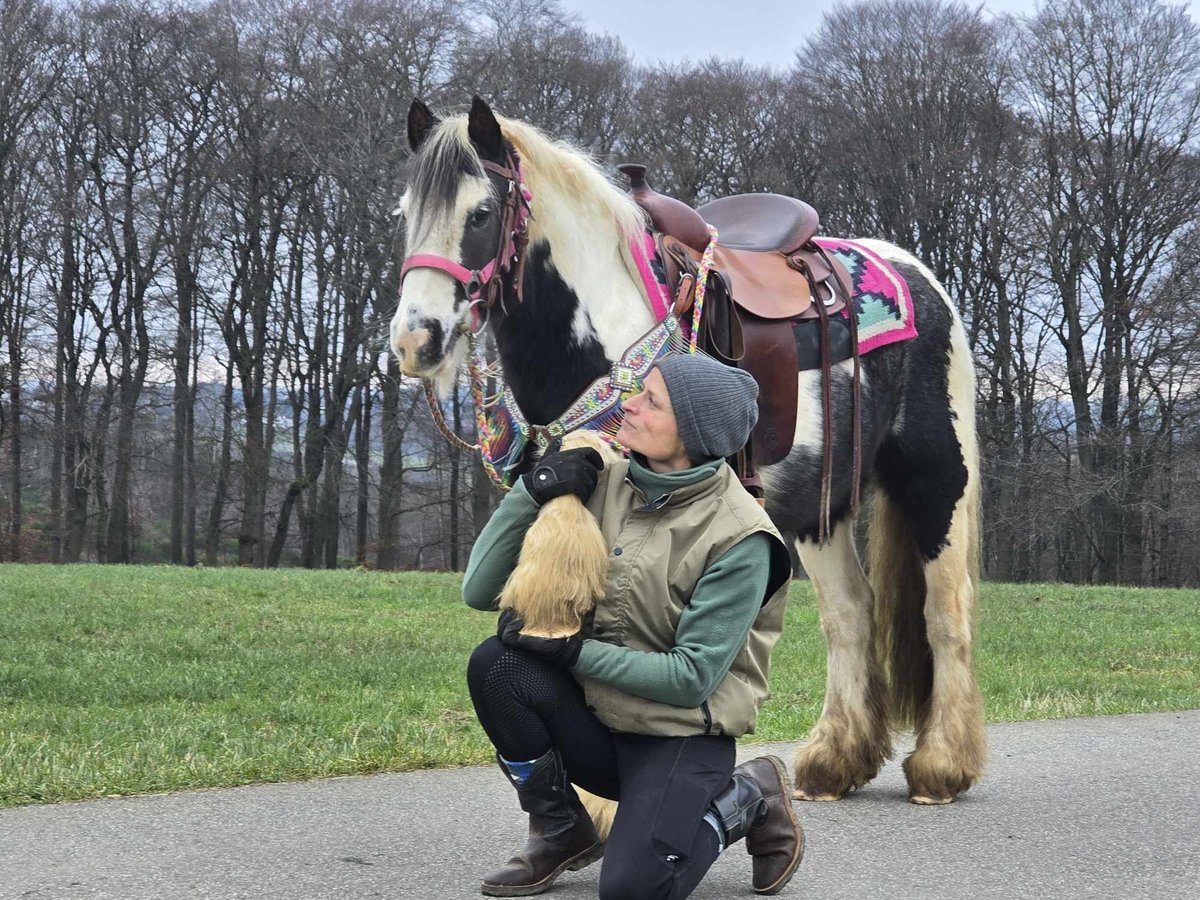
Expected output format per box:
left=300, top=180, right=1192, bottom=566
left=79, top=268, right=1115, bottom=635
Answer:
left=557, top=0, right=1200, bottom=67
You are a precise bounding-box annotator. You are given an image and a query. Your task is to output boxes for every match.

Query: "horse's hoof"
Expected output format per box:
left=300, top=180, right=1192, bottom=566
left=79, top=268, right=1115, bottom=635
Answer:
left=908, top=793, right=955, bottom=806
left=901, top=742, right=981, bottom=805
left=793, top=788, right=843, bottom=802
left=792, top=743, right=880, bottom=803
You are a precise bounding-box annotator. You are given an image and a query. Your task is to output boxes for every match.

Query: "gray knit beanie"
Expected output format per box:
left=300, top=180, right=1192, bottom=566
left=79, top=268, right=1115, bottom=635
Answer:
left=653, top=353, right=759, bottom=462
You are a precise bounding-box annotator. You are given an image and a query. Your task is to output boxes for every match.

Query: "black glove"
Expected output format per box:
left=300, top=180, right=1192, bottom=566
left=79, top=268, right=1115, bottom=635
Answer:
left=521, top=446, right=603, bottom=506
left=497, top=608, right=584, bottom=668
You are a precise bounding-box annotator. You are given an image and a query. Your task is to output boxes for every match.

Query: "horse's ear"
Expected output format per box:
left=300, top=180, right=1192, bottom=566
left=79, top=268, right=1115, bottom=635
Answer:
left=408, top=99, right=438, bottom=153
left=467, top=95, right=503, bottom=158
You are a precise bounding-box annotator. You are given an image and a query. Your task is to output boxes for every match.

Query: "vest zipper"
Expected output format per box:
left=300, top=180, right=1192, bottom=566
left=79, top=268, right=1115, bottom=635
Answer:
left=701, top=700, right=714, bottom=735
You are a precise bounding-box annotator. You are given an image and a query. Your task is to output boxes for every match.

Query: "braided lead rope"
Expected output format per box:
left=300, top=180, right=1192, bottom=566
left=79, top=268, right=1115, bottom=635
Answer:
left=689, top=224, right=719, bottom=353
left=423, top=377, right=478, bottom=453
left=422, top=331, right=489, bottom=455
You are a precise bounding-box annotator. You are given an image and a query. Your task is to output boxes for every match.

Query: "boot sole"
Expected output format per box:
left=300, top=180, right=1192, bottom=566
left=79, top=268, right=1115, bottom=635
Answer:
left=567, top=841, right=605, bottom=871
left=480, top=841, right=604, bottom=897
left=753, top=756, right=806, bottom=896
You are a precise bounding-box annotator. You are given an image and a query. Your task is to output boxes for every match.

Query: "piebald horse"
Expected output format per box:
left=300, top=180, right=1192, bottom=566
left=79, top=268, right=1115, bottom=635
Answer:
left=391, top=97, right=985, bottom=806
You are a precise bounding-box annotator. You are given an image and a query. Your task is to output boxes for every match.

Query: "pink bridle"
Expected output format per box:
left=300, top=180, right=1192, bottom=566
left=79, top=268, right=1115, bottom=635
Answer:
left=400, top=148, right=533, bottom=328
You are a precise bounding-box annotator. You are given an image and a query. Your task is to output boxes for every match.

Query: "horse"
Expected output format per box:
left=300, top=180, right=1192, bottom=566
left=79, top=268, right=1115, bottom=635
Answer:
left=391, top=96, right=986, bottom=806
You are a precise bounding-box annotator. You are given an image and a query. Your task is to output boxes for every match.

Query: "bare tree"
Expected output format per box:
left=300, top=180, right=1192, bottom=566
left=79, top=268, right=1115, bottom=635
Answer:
left=459, top=1, right=633, bottom=155
left=1019, top=0, right=1200, bottom=581
left=0, top=0, right=57, bottom=560
left=3, top=0, right=1199, bottom=584
left=621, top=60, right=788, bottom=204
left=158, top=9, right=222, bottom=566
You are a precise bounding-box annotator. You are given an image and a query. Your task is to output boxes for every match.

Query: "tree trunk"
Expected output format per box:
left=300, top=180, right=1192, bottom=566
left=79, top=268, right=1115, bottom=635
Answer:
left=184, top=376, right=198, bottom=566
left=92, top=387, right=115, bottom=564
left=205, top=364, right=235, bottom=566
left=320, top=436, right=343, bottom=569
left=170, top=268, right=194, bottom=564
left=107, top=377, right=139, bottom=563
left=239, top=390, right=267, bottom=566
left=301, top=372, right=322, bottom=568
left=7, top=373, right=21, bottom=561
left=355, top=383, right=372, bottom=567
left=50, top=352, right=63, bottom=563
left=376, top=361, right=404, bottom=571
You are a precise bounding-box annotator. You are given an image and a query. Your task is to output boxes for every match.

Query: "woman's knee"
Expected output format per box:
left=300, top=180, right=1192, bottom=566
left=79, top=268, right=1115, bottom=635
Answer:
left=597, top=857, right=674, bottom=900
left=466, top=635, right=506, bottom=692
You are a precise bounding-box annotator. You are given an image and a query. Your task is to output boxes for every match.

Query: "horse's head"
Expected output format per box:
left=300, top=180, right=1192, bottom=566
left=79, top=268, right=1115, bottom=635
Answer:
left=391, top=97, right=525, bottom=391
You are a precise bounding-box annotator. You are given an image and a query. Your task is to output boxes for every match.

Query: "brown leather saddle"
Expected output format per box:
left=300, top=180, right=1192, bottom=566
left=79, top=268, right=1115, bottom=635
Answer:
left=619, top=164, right=862, bottom=534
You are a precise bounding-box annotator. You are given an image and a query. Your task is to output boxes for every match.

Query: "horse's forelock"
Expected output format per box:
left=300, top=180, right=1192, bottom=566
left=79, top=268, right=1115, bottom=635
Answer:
left=405, top=121, right=488, bottom=244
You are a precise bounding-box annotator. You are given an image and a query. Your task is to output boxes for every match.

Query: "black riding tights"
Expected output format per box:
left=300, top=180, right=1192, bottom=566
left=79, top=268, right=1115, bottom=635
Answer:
left=467, top=634, right=622, bottom=798
left=467, top=636, right=733, bottom=900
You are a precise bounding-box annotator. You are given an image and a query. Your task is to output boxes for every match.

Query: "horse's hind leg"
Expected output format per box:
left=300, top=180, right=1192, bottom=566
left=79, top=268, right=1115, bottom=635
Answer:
left=874, top=301, right=986, bottom=804
left=905, top=493, right=986, bottom=804
left=793, top=521, right=891, bottom=800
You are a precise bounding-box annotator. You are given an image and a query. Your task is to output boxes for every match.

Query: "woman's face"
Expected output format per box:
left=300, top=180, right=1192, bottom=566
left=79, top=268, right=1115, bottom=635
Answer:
left=615, top=368, right=691, bottom=472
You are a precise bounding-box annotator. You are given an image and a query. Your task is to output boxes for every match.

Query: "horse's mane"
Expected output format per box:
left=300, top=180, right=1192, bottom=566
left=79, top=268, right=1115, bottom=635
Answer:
left=409, top=114, right=647, bottom=291
left=492, top=116, right=645, bottom=247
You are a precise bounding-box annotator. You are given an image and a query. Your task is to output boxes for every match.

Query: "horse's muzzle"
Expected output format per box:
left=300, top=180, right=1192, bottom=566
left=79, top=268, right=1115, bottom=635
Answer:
left=391, top=314, right=447, bottom=376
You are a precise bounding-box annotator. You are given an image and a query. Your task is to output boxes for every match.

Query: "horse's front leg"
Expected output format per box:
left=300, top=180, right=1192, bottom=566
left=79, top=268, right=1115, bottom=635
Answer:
left=793, top=521, right=891, bottom=800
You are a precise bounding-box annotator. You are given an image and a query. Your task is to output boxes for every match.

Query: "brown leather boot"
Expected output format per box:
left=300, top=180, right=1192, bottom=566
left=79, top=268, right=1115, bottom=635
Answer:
left=481, top=749, right=604, bottom=897
left=709, top=755, right=805, bottom=895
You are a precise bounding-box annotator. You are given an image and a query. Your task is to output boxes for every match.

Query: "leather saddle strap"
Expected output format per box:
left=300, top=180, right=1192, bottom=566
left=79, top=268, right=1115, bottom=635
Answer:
left=803, top=262, right=835, bottom=543
left=812, top=242, right=862, bottom=517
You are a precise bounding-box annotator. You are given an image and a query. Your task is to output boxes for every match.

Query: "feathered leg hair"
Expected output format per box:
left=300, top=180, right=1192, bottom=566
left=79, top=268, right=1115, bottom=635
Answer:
left=498, top=431, right=618, bottom=638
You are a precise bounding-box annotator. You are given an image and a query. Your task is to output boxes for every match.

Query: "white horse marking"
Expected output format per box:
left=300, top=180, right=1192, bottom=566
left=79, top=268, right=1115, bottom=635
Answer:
left=390, top=177, right=492, bottom=383
left=524, top=193, right=653, bottom=358
left=791, top=360, right=868, bottom=453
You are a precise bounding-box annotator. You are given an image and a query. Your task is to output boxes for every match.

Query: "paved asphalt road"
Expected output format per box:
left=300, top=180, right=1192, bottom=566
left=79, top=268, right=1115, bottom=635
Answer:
left=2, top=710, right=1197, bottom=900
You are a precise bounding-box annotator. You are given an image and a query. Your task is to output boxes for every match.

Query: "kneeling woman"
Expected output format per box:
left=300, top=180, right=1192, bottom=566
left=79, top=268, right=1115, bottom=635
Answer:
left=464, top=352, right=803, bottom=899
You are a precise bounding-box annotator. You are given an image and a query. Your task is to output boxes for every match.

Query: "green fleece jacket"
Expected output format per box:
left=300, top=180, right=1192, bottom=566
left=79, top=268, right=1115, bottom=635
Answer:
left=462, top=456, right=773, bottom=708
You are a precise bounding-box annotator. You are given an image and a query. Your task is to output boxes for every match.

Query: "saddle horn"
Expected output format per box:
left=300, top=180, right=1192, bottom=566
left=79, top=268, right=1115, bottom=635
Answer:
left=618, top=163, right=712, bottom=253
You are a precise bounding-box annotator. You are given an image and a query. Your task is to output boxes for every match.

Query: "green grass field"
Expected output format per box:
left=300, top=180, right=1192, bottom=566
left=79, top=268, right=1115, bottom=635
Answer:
left=1, top=564, right=1196, bottom=807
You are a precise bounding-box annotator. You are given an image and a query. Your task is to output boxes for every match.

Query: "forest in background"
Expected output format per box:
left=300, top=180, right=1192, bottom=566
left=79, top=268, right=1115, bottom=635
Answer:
left=1, top=0, right=1198, bottom=585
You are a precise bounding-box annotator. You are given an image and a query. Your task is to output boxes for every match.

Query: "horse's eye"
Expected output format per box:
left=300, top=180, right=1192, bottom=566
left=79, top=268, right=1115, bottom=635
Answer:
left=469, top=206, right=492, bottom=227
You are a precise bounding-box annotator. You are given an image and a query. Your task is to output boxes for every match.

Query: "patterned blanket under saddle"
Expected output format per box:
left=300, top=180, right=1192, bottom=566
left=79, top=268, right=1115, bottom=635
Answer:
left=798, top=237, right=918, bottom=369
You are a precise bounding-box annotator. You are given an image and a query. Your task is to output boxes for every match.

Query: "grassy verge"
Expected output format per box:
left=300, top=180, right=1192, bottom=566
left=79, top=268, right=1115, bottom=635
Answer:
left=1, top=565, right=1196, bottom=807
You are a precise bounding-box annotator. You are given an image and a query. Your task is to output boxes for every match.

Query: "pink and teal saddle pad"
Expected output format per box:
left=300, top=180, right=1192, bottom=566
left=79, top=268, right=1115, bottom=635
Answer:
left=813, top=237, right=917, bottom=356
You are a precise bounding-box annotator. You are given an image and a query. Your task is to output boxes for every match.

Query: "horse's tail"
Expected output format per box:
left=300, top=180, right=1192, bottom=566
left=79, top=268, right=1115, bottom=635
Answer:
left=866, top=487, right=931, bottom=728
left=965, top=434, right=982, bottom=612
left=578, top=788, right=616, bottom=842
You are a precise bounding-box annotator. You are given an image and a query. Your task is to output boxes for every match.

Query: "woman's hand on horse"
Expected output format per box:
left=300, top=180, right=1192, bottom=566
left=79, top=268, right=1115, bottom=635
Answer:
left=522, top=446, right=603, bottom=505
left=497, top=609, right=585, bottom=668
